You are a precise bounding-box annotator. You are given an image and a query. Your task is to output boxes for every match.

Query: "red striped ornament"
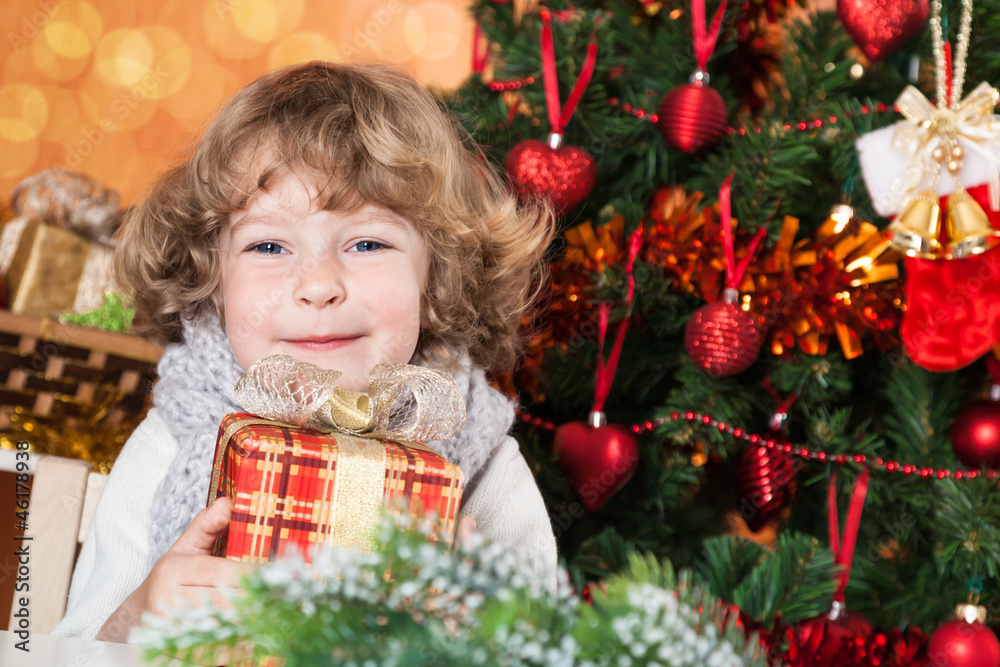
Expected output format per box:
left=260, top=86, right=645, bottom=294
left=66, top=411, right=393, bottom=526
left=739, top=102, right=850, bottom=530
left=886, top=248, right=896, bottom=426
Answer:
left=656, top=0, right=729, bottom=153
left=657, top=77, right=729, bottom=153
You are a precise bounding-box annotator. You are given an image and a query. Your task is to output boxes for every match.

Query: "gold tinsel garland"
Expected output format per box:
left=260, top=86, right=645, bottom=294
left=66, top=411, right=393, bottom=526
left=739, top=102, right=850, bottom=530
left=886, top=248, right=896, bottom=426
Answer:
left=540, top=185, right=903, bottom=368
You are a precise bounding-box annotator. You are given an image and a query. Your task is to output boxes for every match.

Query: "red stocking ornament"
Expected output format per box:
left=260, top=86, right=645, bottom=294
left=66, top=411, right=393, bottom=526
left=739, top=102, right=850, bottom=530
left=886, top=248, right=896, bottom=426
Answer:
left=686, top=174, right=766, bottom=376
left=555, top=230, right=643, bottom=511
left=656, top=0, right=729, bottom=153
left=902, top=247, right=1000, bottom=369
left=506, top=11, right=598, bottom=215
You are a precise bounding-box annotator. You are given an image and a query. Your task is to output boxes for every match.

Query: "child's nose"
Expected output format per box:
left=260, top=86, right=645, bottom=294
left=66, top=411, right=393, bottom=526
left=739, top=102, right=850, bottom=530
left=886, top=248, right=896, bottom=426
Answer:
left=292, top=256, right=345, bottom=307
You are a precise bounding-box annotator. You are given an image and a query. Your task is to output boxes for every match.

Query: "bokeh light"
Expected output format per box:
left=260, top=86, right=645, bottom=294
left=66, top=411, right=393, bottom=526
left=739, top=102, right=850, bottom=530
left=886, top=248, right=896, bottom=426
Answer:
left=95, top=28, right=154, bottom=87
left=0, top=84, right=49, bottom=143
left=1, top=0, right=473, bottom=205
left=44, top=1, right=103, bottom=57
left=37, top=86, right=82, bottom=143
left=268, top=32, right=340, bottom=70
left=404, top=3, right=463, bottom=60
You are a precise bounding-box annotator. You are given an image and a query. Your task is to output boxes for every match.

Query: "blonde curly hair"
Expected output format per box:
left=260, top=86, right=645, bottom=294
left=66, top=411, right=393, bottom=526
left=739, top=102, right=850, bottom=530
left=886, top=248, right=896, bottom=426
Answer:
left=115, top=61, right=553, bottom=373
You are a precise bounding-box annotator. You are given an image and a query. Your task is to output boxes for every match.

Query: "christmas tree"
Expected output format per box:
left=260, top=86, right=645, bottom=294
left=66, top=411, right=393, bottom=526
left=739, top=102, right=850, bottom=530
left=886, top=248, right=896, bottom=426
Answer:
left=441, top=0, right=1000, bottom=663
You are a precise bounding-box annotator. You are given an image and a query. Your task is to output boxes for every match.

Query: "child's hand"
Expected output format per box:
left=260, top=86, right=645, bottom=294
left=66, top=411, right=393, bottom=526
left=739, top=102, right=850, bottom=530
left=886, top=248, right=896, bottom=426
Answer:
left=97, top=497, right=255, bottom=643
left=455, top=515, right=477, bottom=550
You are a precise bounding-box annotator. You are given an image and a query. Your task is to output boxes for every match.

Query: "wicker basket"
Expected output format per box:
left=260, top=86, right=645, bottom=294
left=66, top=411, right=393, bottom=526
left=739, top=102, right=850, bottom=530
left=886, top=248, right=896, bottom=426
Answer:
left=0, top=310, right=162, bottom=470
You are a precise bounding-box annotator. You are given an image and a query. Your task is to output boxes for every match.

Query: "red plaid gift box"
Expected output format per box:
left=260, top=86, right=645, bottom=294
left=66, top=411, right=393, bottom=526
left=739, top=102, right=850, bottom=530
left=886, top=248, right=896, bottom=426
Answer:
left=208, top=412, right=464, bottom=563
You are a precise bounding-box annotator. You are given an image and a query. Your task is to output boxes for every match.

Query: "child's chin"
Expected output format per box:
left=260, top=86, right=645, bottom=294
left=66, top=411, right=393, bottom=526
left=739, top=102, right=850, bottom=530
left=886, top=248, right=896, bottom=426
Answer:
left=333, top=371, right=371, bottom=393
left=297, top=355, right=371, bottom=392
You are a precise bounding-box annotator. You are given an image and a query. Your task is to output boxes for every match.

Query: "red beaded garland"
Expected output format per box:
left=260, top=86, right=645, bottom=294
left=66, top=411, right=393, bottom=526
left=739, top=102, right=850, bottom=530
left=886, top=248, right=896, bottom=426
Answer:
left=515, top=408, right=984, bottom=479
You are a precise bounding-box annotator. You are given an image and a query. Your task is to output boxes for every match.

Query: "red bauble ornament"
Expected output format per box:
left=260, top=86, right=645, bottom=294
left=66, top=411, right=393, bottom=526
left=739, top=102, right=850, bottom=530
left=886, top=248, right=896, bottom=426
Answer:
left=787, top=610, right=874, bottom=666
left=554, top=417, right=639, bottom=512
left=928, top=619, right=1000, bottom=667
left=785, top=610, right=928, bottom=667
left=836, top=0, right=929, bottom=62
left=685, top=288, right=762, bottom=376
left=505, top=136, right=596, bottom=214
left=656, top=76, right=728, bottom=153
left=950, top=399, right=1000, bottom=468
left=735, top=440, right=796, bottom=532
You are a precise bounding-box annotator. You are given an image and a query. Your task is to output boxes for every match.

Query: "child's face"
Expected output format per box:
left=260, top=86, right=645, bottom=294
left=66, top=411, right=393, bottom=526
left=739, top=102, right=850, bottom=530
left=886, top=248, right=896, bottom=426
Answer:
left=219, top=172, right=428, bottom=392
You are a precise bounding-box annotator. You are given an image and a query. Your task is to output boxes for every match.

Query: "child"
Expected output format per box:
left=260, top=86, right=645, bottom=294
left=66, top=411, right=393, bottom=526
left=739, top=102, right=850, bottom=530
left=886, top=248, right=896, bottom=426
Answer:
left=53, top=62, right=558, bottom=642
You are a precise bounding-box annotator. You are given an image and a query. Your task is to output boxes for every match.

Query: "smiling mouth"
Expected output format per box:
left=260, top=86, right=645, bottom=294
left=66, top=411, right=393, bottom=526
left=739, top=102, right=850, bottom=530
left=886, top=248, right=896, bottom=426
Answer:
left=283, top=337, right=361, bottom=352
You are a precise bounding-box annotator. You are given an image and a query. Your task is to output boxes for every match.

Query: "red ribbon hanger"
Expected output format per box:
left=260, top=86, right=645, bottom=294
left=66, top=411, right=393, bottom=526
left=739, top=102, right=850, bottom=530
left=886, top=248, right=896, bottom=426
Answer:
left=473, top=22, right=488, bottom=75
left=828, top=467, right=871, bottom=603
left=719, top=173, right=768, bottom=292
left=692, top=0, right=728, bottom=71
left=540, top=9, right=599, bottom=136
left=762, top=375, right=798, bottom=426
left=593, top=229, right=644, bottom=414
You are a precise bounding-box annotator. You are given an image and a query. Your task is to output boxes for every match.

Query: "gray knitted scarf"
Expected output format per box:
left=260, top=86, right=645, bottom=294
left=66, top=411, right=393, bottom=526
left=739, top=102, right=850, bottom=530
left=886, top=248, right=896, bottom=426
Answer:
left=147, top=313, right=516, bottom=568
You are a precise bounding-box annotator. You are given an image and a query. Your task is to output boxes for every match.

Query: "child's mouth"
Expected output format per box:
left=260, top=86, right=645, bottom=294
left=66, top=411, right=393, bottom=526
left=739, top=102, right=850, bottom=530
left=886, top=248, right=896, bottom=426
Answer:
left=283, top=337, right=361, bottom=352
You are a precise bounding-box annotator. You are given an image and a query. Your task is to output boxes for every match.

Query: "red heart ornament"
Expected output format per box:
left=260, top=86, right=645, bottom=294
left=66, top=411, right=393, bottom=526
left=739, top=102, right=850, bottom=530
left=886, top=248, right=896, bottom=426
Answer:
left=505, top=139, right=597, bottom=215
left=554, top=422, right=639, bottom=512
left=836, top=0, right=929, bottom=62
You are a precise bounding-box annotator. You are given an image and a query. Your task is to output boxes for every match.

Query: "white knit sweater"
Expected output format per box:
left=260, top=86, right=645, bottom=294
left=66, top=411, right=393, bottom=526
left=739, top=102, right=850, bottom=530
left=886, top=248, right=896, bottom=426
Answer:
left=52, top=408, right=558, bottom=640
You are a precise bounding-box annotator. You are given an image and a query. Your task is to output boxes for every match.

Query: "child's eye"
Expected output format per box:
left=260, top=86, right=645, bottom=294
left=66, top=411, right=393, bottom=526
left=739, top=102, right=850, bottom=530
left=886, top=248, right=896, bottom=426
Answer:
left=352, top=240, right=385, bottom=252
left=248, top=241, right=286, bottom=255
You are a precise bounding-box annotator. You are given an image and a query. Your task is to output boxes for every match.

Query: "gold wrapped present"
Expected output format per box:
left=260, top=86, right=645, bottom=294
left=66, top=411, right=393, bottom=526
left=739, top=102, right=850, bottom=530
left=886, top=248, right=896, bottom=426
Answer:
left=0, top=218, right=113, bottom=317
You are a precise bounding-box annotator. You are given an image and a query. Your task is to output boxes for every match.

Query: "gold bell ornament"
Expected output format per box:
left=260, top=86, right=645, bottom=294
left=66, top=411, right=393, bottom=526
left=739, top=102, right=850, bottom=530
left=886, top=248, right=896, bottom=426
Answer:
left=887, top=190, right=942, bottom=258
left=945, top=188, right=999, bottom=258
left=877, top=0, right=1000, bottom=261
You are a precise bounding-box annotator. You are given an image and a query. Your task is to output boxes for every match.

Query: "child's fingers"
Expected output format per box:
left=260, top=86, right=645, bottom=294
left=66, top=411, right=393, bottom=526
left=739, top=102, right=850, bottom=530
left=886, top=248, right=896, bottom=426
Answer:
left=149, top=580, right=239, bottom=617
left=147, top=554, right=256, bottom=614
left=168, top=497, right=233, bottom=556
left=456, top=515, right=477, bottom=549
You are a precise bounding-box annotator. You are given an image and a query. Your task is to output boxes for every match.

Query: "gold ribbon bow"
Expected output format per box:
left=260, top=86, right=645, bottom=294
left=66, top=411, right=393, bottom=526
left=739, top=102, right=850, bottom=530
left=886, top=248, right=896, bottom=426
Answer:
left=234, top=355, right=467, bottom=442
left=892, top=81, right=1000, bottom=211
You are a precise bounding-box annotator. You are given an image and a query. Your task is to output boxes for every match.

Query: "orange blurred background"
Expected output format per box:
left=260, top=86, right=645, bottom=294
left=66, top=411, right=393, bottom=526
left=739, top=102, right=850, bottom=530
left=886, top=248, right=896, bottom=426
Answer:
left=0, top=0, right=474, bottom=206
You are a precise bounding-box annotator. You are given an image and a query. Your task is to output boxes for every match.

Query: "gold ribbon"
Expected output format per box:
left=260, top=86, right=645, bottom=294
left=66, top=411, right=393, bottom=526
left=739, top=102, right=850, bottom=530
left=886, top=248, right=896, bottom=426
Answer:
left=234, top=355, right=467, bottom=442
left=892, top=81, right=1000, bottom=211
